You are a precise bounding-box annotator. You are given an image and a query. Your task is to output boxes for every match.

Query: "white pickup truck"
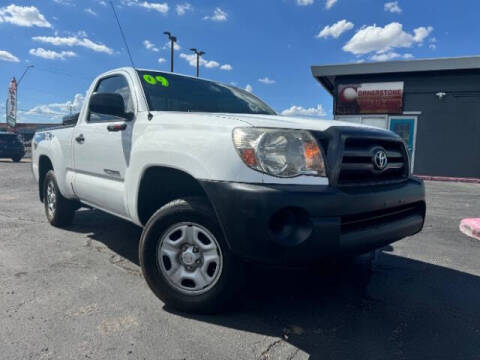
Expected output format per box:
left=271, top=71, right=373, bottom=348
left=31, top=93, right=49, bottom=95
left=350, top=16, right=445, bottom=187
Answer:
left=32, top=67, right=425, bottom=313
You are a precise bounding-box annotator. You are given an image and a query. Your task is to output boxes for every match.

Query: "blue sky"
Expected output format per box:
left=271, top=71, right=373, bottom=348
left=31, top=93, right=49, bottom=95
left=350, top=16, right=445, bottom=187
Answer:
left=0, top=0, right=478, bottom=123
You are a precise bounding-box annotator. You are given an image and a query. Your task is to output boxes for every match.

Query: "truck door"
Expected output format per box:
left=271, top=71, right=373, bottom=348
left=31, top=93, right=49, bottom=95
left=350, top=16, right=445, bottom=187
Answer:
left=72, top=74, right=135, bottom=217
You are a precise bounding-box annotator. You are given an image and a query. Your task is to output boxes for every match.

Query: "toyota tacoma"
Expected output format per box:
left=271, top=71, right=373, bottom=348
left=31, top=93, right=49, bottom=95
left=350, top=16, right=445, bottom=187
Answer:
left=32, top=67, right=426, bottom=313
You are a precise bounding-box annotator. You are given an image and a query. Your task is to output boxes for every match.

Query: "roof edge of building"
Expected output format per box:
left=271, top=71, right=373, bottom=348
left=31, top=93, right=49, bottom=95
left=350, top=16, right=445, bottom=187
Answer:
left=311, top=55, right=480, bottom=95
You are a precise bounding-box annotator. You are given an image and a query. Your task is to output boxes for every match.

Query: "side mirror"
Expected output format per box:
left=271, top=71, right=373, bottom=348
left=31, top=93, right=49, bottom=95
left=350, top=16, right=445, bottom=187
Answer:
left=89, top=92, right=132, bottom=120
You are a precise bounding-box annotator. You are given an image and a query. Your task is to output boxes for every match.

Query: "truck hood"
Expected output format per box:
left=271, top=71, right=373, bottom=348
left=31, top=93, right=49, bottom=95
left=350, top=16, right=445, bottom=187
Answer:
left=148, top=111, right=392, bottom=135
left=211, top=113, right=380, bottom=132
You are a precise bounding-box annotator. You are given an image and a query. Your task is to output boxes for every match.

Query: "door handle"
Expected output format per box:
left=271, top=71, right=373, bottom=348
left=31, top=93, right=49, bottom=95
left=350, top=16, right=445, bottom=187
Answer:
left=75, top=134, right=85, bottom=144
left=107, top=123, right=127, bottom=132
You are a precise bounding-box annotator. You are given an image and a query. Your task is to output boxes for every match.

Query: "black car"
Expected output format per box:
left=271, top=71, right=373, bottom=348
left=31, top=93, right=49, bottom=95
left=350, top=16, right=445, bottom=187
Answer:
left=0, top=132, right=25, bottom=162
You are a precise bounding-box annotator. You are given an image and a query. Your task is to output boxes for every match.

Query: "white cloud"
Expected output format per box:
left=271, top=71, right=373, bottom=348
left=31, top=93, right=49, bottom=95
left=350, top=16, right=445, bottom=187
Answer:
left=176, top=3, right=192, bottom=15
left=316, top=19, right=354, bottom=39
left=0, top=4, right=51, bottom=28
left=297, top=0, right=314, bottom=6
left=29, top=48, right=77, bottom=60
left=162, top=41, right=181, bottom=51
left=144, top=40, right=159, bottom=52
left=203, top=8, right=227, bottom=22
left=124, top=0, right=169, bottom=14
left=84, top=8, right=97, bottom=16
left=384, top=1, right=402, bottom=13
left=220, top=64, right=232, bottom=71
left=370, top=52, right=412, bottom=61
left=343, top=22, right=433, bottom=55
left=27, top=93, right=85, bottom=117
left=53, top=0, right=75, bottom=5
left=326, top=0, right=338, bottom=10
left=413, top=26, right=433, bottom=42
left=245, top=84, right=253, bottom=93
left=281, top=104, right=327, bottom=117
left=32, top=35, right=114, bottom=54
left=158, top=57, right=166, bottom=63
left=0, top=50, right=20, bottom=62
left=179, top=53, right=219, bottom=68
left=97, top=0, right=107, bottom=6
left=258, top=77, right=276, bottom=84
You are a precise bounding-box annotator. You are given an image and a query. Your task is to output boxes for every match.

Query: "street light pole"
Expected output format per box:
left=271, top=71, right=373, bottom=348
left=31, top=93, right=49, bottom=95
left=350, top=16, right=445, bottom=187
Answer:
left=189, top=48, right=205, bottom=78
left=17, top=65, right=34, bottom=86
left=163, top=31, right=177, bottom=72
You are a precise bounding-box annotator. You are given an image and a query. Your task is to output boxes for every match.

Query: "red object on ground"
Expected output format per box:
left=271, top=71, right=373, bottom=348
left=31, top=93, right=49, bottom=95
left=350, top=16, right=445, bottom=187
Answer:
left=460, top=218, right=480, bottom=241
left=416, top=175, right=480, bottom=184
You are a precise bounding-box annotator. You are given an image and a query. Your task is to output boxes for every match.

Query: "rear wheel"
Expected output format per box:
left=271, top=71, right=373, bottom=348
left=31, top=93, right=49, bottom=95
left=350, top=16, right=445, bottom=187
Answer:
left=11, top=156, right=22, bottom=162
left=43, top=170, right=75, bottom=227
left=139, top=197, right=244, bottom=314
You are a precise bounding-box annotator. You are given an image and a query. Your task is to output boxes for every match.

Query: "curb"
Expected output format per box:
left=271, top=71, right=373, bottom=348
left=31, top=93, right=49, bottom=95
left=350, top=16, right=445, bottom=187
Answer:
left=416, top=175, right=480, bottom=184
left=460, top=218, right=480, bottom=241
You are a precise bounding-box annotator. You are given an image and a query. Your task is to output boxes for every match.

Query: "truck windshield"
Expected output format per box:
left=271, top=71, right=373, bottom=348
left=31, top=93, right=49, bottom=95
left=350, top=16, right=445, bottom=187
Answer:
left=137, top=70, right=276, bottom=115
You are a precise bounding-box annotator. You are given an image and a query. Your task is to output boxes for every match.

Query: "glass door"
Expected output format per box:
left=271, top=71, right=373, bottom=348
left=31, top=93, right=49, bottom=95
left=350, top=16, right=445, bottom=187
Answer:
left=389, top=117, right=417, bottom=171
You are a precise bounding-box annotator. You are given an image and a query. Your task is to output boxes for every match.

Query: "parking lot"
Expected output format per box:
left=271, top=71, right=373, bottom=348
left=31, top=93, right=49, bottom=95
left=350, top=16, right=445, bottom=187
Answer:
left=1, top=160, right=479, bottom=360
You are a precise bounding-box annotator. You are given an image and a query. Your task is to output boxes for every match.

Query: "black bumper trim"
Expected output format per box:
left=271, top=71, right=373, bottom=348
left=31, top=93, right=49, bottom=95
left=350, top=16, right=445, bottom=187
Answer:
left=201, top=178, right=426, bottom=264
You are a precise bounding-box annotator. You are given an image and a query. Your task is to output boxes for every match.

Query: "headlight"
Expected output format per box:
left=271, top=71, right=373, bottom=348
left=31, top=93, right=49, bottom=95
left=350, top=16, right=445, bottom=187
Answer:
left=232, top=127, right=326, bottom=178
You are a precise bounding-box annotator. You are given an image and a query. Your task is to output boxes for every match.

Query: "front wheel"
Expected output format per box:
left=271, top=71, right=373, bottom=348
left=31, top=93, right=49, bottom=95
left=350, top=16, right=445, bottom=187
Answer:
left=11, top=156, right=22, bottom=162
left=139, top=197, right=244, bottom=314
left=43, top=170, right=75, bottom=227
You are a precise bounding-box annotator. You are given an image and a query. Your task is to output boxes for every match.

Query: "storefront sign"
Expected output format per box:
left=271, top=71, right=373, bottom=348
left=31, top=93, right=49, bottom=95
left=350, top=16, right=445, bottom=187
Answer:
left=6, top=77, right=17, bottom=128
left=336, top=82, right=404, bottom=115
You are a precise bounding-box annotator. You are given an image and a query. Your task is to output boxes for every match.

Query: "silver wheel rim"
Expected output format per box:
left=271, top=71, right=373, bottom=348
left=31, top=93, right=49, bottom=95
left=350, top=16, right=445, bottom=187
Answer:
left=157, top=222, right=223, bottom=295
left=46, top=181, right=56, bottom=217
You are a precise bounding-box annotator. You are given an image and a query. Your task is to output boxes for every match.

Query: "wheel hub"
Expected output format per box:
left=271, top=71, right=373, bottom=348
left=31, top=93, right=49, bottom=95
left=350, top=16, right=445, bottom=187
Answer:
left=157, top=223, right=223, bottom=295
left=180, top=246, right=200, bottom=267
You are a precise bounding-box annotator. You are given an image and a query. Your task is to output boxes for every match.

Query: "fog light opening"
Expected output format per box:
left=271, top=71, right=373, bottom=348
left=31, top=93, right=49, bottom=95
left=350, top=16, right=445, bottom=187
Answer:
left=268, top=207, right=313, bottom=247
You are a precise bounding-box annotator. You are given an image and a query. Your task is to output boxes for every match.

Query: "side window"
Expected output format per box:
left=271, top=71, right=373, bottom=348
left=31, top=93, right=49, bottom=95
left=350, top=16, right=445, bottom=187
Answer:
left=89, top=75, right=134, bottom=122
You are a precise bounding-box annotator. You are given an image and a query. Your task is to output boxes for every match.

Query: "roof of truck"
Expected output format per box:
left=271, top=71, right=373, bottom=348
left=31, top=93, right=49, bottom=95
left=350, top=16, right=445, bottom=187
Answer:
left=106, top=66, right=235, bottom=87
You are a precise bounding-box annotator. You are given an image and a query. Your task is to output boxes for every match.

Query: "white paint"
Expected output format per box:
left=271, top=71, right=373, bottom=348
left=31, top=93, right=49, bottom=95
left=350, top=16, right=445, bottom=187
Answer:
left=32, top=67, right=373, bottom=226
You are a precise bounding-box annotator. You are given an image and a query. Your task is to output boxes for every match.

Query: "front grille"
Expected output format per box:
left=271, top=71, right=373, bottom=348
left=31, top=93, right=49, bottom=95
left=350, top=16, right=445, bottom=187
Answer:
left=337, top=137, right=409, bottom=186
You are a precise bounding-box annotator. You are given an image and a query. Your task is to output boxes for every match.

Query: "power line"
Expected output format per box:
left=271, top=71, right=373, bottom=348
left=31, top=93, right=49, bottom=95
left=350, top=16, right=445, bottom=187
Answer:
left=33, top=66, right=93, bottom=81
left=110, top=0, right=135, bottom=68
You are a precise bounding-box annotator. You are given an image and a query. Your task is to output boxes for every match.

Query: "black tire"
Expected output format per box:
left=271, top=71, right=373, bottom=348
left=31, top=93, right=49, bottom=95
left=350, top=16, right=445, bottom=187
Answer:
left=43, top=170, right=75, bottom=227
left=11, top=156, right=22, bottom=162
left=139, top=197, right=244, bottom=314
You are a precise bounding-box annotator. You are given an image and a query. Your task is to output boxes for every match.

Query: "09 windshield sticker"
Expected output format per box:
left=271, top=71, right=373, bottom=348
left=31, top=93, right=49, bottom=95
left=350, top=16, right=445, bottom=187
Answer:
left=143, top=74, right=169, bottom=87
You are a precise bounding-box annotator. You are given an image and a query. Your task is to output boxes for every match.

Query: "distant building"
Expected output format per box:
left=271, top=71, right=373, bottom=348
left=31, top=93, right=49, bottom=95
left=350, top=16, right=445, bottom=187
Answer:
left=312, top=56, right=480, bottom=178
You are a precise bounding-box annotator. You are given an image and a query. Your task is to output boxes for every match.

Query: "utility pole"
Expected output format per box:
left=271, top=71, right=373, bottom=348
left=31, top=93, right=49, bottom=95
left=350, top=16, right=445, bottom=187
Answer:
left=189, top=48, right=205, bottom=78
left=163, top=31, right=177, bottom=72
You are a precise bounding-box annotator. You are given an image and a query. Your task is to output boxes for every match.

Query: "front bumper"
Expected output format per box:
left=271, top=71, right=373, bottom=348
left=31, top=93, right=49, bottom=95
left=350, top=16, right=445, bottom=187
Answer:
left=201, top=178, right=426, bottom=264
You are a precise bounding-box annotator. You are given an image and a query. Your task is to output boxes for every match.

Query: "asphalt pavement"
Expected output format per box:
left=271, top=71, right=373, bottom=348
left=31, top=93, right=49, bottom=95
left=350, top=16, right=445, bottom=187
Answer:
left=1, top=159, right=480, bottom=360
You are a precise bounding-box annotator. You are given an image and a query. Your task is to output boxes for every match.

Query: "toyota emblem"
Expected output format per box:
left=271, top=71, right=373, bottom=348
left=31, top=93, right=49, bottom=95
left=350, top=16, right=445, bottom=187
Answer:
left=373, top=149, right=388, bottom=171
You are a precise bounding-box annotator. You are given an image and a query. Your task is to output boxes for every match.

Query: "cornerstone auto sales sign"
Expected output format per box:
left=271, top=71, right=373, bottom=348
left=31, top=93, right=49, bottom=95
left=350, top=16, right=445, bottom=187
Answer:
left=336, top=82, right=404, bottom=115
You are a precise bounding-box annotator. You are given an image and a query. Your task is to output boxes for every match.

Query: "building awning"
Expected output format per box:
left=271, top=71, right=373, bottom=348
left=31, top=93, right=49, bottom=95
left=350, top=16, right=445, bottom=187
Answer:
left=311, top=55, right=480, bottom=95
